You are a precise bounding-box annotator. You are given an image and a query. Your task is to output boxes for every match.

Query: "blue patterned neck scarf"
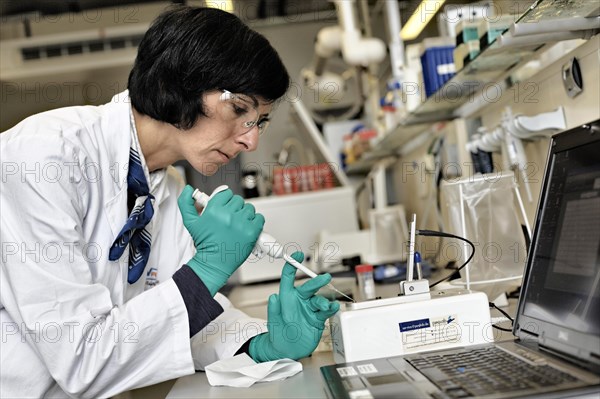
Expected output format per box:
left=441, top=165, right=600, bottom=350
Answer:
left=109, top=148, right=155, bottom=284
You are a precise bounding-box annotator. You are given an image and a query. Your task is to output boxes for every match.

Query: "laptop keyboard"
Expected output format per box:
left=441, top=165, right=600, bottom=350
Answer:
left=406, top=346, right=580, bottom=398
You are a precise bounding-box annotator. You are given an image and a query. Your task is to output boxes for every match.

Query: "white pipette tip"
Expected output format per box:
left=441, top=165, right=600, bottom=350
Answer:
left=192, top=189, right=209, bottom=206
left=283, top=254, right=355, bottom=303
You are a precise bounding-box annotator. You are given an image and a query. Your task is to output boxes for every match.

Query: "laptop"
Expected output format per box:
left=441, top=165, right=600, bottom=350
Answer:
left=320, top=120, right=600, bottom=399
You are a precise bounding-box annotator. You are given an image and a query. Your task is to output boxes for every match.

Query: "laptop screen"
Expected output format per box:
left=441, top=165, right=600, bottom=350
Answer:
left=517, top=122, right=600, bottom=363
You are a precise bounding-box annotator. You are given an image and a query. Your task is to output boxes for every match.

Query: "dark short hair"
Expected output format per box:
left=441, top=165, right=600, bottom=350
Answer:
left=128, top=6, right=290, bottom=129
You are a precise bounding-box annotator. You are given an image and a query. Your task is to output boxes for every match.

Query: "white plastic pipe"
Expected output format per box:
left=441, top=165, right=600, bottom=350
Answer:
left=314, top=26, right=342, bottom=76
left=369, top=161, right=388, bottom=211
left=290, top=99, right=351, bottom=186
left=315, top=26, right=342, bottom=58
left=334, top=0, right=386, bottom=67
left=510, top=107, right=567, bottom=139
left=336, top=0, right=359, bottom=32
left=385, top=0, right=405, bottom=79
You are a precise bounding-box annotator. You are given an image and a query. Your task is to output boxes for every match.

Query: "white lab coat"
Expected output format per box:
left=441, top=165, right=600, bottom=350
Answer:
left=0, top=91, right=267, bottom=398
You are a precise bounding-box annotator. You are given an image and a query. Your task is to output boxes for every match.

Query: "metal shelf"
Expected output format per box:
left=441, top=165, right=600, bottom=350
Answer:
left=343, top=0, right=600, bottom=175
left=343, top=30, right=544, bottom=177
left=405, top=0, right=600, bottom=122
left=345, top=122, right=431, bottom=175
left=407, top=41, right=544, bottom=122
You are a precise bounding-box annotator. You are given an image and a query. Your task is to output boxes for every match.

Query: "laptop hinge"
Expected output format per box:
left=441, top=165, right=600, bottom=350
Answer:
left=539, top=343, right=600, bottom=374
left=519, top=327, right=539, bottom=339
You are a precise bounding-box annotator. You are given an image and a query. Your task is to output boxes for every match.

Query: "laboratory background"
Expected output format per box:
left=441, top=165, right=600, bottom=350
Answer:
left=1, top=0, right=599, bottom=398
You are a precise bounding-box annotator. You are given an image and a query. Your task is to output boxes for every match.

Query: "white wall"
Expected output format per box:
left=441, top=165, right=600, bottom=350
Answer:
left=0, top=2, right=168, bottom=131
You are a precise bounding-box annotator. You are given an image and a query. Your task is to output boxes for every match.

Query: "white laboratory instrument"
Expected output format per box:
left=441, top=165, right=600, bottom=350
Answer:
left=192, top=186, right=354, bottom=303
left=330, top=215, right=492, bottom=363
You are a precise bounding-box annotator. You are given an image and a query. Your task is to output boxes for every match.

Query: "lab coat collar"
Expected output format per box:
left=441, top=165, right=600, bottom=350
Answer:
left=127, top=104, right=169, bottom=207
left=102, top=90, right=171, bottom=237
left=102, top=90, right=133, bottom=237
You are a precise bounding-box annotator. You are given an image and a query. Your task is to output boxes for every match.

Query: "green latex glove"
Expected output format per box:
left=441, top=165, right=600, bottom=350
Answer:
left=249, top=252, right=340, bottom=362
left=178, top=185, right=265, bottom=296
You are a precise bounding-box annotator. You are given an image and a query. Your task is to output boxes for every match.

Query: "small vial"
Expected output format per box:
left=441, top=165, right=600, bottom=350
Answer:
left=415, top=251, right=423, bottom=280
left=356, top=264, right=376, bottom=301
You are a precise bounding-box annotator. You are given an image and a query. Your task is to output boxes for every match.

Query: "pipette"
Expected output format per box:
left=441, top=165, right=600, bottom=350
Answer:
left=192, top=186, right=354, bottom=302
left=281, top=253, right=354, bottom=302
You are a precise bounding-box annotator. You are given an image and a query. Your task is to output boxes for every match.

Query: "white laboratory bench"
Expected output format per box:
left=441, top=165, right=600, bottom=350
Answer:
left=159, top=276, right=516, bottom=399
left=166, top=350, right=335, bottom=399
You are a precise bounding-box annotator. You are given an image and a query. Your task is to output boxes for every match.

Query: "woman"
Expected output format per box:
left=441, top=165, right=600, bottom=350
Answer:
left=1, top=6, right=339, bottom=397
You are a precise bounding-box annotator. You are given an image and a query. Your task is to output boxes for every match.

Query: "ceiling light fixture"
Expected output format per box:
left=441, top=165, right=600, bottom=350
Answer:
left=401, top=0, right=447, bottom=41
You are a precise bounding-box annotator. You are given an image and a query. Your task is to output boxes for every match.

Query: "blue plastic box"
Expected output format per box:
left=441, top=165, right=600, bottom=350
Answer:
left=420, top=38, right=456, bottom=98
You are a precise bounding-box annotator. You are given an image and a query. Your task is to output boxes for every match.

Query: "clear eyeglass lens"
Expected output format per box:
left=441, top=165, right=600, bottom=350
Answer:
left=220, top=91, right=260, bottom=135
left=257, top=118, right=270, bottom=135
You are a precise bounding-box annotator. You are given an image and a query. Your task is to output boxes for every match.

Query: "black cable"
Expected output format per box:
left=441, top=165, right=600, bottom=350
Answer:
left=489, top=301, right=514, bottom=324
left=489, top=301, right=515, bottom=332
left=507, top=287, right=521, bottom=299
left=416, top=230, right=515, bottom=333
left=416, top=229, right=475, bottom=289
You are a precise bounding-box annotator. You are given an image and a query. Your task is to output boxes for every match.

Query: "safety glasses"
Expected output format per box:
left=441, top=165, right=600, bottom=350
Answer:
left=218, top=90, right=270, bottom=135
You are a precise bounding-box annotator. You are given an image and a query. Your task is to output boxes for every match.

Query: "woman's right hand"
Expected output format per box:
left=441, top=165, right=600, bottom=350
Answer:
left=177, top=185, right=264, bottom=295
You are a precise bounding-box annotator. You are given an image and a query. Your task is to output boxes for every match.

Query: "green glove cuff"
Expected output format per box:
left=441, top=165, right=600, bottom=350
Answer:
left=186, top=257, right=225, bottom=297
left=249, top=332, right=286, bottom=363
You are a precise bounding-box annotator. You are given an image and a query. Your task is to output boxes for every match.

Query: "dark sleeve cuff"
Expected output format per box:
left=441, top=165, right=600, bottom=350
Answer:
left=173, top=265, right=224, bottom=337
left=235, top=337, right=253, bottom=356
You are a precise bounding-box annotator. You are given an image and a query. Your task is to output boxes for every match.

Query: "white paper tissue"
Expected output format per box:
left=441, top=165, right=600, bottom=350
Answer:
left=205, top=353, right=302, bottom=388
